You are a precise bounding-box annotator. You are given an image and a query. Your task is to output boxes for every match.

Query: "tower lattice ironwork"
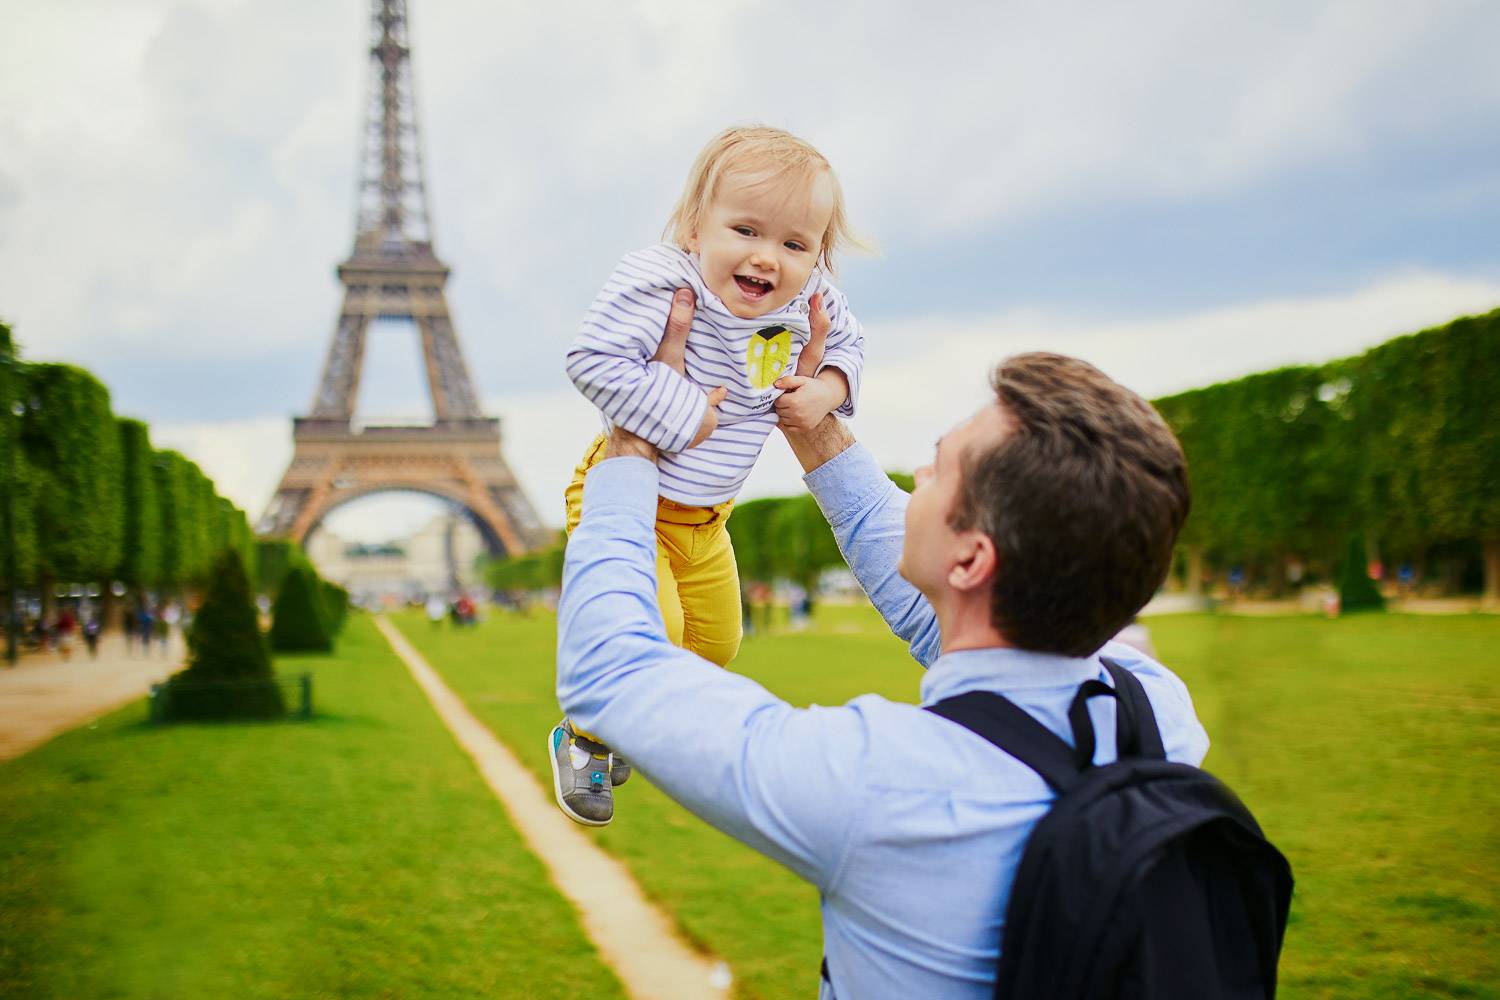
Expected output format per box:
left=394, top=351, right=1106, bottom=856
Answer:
left=260, top=0, right=548, bottom=557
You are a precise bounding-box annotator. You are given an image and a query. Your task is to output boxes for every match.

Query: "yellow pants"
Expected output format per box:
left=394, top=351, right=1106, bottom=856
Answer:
left=564, top=434, right=743, bottom=670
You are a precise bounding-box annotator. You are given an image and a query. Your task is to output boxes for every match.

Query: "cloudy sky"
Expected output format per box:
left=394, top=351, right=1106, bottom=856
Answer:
left=4, top=0, right=1498, bottom=541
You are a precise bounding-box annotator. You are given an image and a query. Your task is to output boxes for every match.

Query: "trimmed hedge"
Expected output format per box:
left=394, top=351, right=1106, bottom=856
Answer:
left=0, top=326, right=255, bottom=601
left=163, top=549, right=284, bottom=720
left=270, top=564, right=333, bottom=652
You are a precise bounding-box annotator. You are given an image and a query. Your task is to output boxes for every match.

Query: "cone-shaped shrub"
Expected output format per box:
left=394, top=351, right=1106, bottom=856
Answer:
left=321, top=579, right=349, bottom=634
left=162, top=549, right=284, bottom=720
left=271, top=564, right=334, bottom=652
left=1338, top=534, right=1385, bottom=613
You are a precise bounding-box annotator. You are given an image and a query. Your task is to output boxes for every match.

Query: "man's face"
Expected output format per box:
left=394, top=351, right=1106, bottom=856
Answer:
left=688, top=169, right=832, bottom=319
left=899, top=402, right=1013, bottom=598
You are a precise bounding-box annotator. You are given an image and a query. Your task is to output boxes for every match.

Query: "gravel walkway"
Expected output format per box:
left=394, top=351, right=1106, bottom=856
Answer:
left=0, top=633, right=181, bottom=763
left=374, top=616, right=731, bottom=1000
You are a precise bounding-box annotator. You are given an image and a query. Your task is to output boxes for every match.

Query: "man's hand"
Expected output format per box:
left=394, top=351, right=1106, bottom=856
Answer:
left=773, top=293, right=848, bottom=432
left=655, top=287, right=728, bottom=450
left=774, top=293, right=857, bottom=471
left=607, top=288, right=727, bottom=459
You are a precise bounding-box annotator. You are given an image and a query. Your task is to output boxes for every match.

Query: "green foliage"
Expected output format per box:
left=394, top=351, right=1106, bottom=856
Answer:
left=255, top=538, right=309, bottom=598
left=269, top=564, right=333, bottom=652
left=163, top=549, right=283, bottom=720
left=18, top=364, right=124, bottom=583
left=1337, top=535, right=1386, bottom=612
left=485, top=543, right=565, bottom=592
left=1155, top=308, right=1500, bottom=592
left=153, top=451, right=198, bottom=589
left=0, top=336, right=245, bottom=598
left=0, top=324, right=39, bottom=588
left=320, top=580, right=350, bottom=634
left=115, top=419, right=162, bottom=589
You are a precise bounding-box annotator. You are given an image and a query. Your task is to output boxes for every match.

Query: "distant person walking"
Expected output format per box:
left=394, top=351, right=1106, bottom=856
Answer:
left=123, top=607, right=138, bottom=655
left=83, top=614, right=101, bottom=658
left=54, top=609, right=77, bottom=661
left=137, top=606, right=155, bottom=656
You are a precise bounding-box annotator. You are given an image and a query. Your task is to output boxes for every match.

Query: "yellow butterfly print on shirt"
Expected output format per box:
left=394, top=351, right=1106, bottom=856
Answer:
left=746, top=326, right=794, bottom=390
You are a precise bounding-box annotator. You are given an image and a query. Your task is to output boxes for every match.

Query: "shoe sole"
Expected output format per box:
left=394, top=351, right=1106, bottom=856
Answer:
left=547, top=727, right=611, bottom=827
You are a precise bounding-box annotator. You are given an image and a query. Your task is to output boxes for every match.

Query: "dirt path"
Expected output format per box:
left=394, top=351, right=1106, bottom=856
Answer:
left=373, top=617, right=730, bottom=1000
left=0, top=633, right=182, bottom=763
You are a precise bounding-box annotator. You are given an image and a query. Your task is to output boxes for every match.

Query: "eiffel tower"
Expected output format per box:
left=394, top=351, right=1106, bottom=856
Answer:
left=260, top=0, right=548, bottom=557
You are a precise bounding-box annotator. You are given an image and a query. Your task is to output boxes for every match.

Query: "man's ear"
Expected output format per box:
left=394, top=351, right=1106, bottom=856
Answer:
left=948, top=530, right=998, bottom=594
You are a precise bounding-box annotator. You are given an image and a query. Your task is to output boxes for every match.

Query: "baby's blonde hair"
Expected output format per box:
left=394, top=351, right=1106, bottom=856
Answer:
left=665, top=125, right=860, bottom=274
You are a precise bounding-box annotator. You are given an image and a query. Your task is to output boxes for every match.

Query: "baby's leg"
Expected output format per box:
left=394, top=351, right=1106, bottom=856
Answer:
left=564, top=436, right=686, bottom=746
left=653, top=540, right=686, bottom=649
left=659, top=509, right=742, bottom=667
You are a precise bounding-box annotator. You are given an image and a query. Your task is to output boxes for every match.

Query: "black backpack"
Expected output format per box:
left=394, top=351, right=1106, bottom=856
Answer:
left=925, top=659, right=1293, bottom=999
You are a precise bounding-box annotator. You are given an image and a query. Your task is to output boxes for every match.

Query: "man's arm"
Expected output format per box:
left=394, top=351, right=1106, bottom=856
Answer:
left=556, top=444, right=865, bottom=890
left=774, top=299, right=941, bottom=666
left=786, top=418, right=942, bottom=667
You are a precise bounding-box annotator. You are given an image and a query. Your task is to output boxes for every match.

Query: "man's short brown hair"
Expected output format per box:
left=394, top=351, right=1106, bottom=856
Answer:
left=949, top=353, right=1190, bottom=657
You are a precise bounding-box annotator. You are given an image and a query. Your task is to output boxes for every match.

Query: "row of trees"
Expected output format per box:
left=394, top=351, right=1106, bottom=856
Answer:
left=1, top=322, right=256, bottom=608
left=1154, top=307, right=1499, bottom=598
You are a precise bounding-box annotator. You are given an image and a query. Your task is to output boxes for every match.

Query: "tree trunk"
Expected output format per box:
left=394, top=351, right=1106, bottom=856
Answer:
left=1185, top=547, right=1206, bottom=595
left=1484, top=538, right=1500, bottom=609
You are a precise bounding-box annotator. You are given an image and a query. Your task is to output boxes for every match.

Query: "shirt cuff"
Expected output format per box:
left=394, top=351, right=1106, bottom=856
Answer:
left=802, top=442, right=893, bottom=527
left=815, top=359, right=858, bottom=418
left=582, top=455, right=660, bottom=520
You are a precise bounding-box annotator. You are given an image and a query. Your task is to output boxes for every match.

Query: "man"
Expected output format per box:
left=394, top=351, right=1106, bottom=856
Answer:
left=556, top=290, right=1208, bottom=998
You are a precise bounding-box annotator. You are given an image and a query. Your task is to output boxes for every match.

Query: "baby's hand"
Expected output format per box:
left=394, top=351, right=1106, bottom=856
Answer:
left=773, top=368, right=848, bottom=433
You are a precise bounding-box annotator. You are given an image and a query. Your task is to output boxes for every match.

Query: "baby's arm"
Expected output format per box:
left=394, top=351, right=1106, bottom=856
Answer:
left=566, top=249, right=709, bottom=454
left=812, top=284, right=865, bottom=419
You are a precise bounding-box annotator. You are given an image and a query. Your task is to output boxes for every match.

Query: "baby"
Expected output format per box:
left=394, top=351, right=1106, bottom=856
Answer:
left=550, top=125, right=865, bottom=826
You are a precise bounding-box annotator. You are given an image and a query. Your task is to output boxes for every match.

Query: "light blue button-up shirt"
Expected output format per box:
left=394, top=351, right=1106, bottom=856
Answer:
left=557, top=442, right=1209, bottom=999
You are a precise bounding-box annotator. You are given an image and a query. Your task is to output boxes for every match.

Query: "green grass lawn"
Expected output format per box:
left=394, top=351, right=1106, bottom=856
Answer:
left=0, top=614, right=626, bottom=1000
left=395, top=605, right=1499, bottom=1000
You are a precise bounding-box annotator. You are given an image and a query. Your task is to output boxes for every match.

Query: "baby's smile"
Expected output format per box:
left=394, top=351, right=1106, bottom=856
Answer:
left=733, top=274, right=774, bottom=303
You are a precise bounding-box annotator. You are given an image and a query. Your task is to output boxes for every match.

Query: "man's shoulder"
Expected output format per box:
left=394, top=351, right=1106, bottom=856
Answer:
left=829, top=693, right=1052, bottom=796
left=1098, top=641, right=1210, bottom=766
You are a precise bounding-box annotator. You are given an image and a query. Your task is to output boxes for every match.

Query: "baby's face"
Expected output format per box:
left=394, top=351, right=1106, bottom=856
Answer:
left=689, top=169, right=833, bottom=319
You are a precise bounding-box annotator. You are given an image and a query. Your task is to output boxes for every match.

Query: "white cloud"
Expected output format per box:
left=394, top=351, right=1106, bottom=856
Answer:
left=5, top=0, right=1498, bottom=381
left=3, top=1, right=1497, bottom=541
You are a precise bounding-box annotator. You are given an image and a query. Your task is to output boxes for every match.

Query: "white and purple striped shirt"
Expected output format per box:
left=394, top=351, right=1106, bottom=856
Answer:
left=566, top=243, right=865, bottom=506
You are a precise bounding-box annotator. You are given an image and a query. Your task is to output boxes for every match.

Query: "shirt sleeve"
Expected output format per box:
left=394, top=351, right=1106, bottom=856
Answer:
left=813, top=281, right=864, bottom=418
left=556, top=457, right=863, bottom=889
left=565, top=249, right=708, bottom=454
left=803, top=444, right=941, bottom=667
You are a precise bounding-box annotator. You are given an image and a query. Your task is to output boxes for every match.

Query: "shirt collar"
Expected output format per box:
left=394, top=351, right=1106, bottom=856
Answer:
left=919, top=646, right=1102, bottom=706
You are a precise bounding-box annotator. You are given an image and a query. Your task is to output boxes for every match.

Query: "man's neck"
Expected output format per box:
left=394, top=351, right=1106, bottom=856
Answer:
left=934, top=595, right=1010, bottom=654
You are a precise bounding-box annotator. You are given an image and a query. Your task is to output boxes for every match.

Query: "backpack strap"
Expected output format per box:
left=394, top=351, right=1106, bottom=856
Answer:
left=925, top=691, right=1081, bottom=791
left=1101, top=658, right=1166, bottom=760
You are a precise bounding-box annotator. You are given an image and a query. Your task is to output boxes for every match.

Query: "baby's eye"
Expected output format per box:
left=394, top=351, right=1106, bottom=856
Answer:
left=784, top=241, right=807, bottom=253
left=733, top=226, right=755, bottom=237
